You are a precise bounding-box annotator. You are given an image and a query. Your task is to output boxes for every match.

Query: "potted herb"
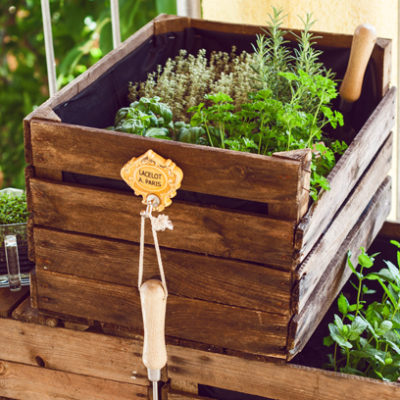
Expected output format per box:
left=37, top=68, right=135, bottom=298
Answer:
left=113, top=9, right=346, bottom=201
left=0, top=188, right=31, bottom=290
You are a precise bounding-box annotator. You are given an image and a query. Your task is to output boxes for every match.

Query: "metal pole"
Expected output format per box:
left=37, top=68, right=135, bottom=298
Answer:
left=397, top=0, right=400, bottom=220
left=40, top=0, right=57, bottom=97
left=176, top=0, right=201, bottom=18
left=110, top=0, right=121, bottom=49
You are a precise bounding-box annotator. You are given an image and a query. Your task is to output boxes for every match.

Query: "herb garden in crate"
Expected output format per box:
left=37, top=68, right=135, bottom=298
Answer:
left=24, top=12, right=394, bottom=361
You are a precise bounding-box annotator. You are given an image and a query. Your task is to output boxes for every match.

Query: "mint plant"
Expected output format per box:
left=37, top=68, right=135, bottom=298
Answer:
left=324, top=242, right=400, bottom=382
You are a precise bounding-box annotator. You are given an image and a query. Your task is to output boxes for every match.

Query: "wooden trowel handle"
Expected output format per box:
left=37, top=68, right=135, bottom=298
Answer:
left=140, top=279, right=167, bottom=371
left=339, top=24, right=377, bottom=103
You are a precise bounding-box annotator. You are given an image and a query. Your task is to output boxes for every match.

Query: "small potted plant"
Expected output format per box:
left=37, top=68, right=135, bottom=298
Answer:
left=0, top=188, right=31, bottom=291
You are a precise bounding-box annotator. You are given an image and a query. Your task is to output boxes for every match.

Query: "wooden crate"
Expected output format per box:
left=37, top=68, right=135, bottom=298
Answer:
left=24, top=15, right=395, bottom=360
left=0, top=266, right=399, bottom=400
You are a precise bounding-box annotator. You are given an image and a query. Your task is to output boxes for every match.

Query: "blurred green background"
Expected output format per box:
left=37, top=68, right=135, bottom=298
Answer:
left=0, top=0, right=176, bottom=189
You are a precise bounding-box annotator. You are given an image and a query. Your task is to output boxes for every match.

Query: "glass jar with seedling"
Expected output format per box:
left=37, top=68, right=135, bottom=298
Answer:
left=0, top=188, right=32, bottom=291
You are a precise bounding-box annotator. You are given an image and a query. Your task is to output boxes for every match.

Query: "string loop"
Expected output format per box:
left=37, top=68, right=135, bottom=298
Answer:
left=138, top=200, right=171, bottom=298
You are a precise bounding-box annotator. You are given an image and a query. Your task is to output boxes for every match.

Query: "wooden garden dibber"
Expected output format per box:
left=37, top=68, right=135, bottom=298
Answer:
left=340, top=23, right=377, bottom=104
left=140, top=279, right=168, bottom=400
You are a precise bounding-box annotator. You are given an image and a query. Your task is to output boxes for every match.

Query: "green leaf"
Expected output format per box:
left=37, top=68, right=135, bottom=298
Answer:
left=379, top=320, right=393, bottom=334
left=349, top=316, right=368, bottom=340
left=328, top=323, right=352, bottom=349
left=144, top=127, right=171, bottom=139
left=338, top=293, right=349, bottom=315
left=358, top=248, right=374, bottom=268
left=323, top=336, right=334, bottom=347
left=378, top=278, right=397, bottom=307
left=390, top=240, right=400, bottom=249
left=384, top=260, right=400, bottom=286
left=334, top=314, right=344, bottom=330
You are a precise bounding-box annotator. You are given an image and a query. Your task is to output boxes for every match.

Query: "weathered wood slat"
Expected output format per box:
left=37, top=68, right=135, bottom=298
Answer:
left=295, top=87, right=395, bottom=261
left=0, top=360, right=148, bottom=400
left=288, top=176, right=391, bottom=358
left=33, top=228, right=291, bottom=314
left=33, top=269, right=288, bottom=358
left=0, top=317, right=147, bottom=385
left=295, top=133, right=392, bottom=313
left=29, top=120, right=302, bottom=205
left=29, top=178, right=296, bottom=269
left=167, top=346, right=400, bottom=400
left=270, top=149, right=311, bottom=221
left=2, top=315, right=399, bottom=400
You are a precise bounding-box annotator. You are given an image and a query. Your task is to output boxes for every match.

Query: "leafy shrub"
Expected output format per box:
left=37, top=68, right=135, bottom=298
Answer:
left=324, top=242, right=400, bottom=382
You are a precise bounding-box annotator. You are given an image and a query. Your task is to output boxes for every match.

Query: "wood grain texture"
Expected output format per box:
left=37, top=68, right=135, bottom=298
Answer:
left=0, top=360, right=148, bottom=400
left=295, top=86, right=396, bottom=260
left=24, top=166, right=35, bottom=261
left=1, top=315, right=397, bottom=400
left=33, top=269, right=288, bottom=358
left=373, top=37, right=392, bottom=99
left=270, top=149, right=311, bottom=221
left=288, top=177, right=391, bottom=358
left=33, top=228, right=291, bottom=314
left=167, top=345, right=400, bottom=400
left=0, top=317, right=147, bottom=385
left=29, top=178, right=296, bottom=268
left=29, top=119, right=302, bottom=205
left=0, top=287, right=28, bottom=318
left=295, top=133, right=392, bottom=313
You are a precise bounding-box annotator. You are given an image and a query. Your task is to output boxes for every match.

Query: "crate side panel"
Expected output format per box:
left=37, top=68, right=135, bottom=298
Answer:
left=288, top=177, right=391, bottom=358
left=296, top=87, right=396, bottom=260
left=34, top=269, right=288, bottom=358
left=295, top=132, right=393, bottom=313
left=0, top=318, right=146, bottom=385
left=33, top=228, right=291, bottom=315
left=0, top=360, right=148, bottom=400
left=167, top=345, right=400, bottom=400
left=29, top=179, right=296, bottom=269
left=30, top=120, right=301, bottom=205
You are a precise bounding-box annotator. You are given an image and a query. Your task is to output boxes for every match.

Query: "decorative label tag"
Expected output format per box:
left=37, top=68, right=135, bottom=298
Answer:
left=121, top=150, right=183, bottom=212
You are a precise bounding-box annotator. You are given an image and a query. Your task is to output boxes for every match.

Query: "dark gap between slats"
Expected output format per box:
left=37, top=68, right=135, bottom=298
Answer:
left=62, top=171, right=269, bottom=214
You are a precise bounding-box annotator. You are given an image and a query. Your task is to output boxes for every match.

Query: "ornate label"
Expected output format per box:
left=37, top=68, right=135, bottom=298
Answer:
left=120, top=149, right=183, bottom=212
